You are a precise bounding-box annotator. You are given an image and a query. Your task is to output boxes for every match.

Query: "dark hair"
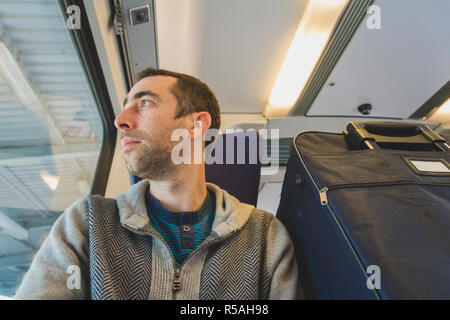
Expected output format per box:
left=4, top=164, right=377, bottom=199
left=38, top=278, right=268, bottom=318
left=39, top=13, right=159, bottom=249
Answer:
left=136, top=67, right=221, bottom=132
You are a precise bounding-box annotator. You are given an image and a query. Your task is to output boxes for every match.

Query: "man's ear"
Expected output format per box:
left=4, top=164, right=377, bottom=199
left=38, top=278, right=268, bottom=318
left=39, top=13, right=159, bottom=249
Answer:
left=191, top=112, right=212, bottom=137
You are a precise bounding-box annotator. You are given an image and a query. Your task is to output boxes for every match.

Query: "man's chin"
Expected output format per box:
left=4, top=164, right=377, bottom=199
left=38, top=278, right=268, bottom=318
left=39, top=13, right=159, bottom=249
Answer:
left=128, top=169, right=172, bottom=181
left=122, top=145, right=176, bottom=179
left=125, top=159, right=175, bottom=180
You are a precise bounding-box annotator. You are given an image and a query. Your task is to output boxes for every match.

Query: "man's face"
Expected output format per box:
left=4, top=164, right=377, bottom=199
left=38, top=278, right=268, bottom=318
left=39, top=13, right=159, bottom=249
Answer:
left=114, top=75, right=187, bottom=180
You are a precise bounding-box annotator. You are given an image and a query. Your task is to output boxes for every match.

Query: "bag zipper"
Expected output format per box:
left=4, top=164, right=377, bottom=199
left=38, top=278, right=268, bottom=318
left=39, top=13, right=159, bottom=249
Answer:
left=291, top=132, right=450, bottom=206
left=293, top=131, right=449, bottom=300
left=319, top=181, right=450, bottom=206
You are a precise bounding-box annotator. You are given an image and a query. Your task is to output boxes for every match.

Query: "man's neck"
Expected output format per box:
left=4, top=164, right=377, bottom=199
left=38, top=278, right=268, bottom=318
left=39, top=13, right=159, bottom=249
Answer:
left=147, top=165, right=208, bottom=212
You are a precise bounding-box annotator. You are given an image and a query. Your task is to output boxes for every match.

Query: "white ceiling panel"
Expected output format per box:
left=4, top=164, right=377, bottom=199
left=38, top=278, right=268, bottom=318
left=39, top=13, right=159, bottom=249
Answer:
left=155, top=0, right=308, bottom=114
left=307, top=0, right=450, bottom=119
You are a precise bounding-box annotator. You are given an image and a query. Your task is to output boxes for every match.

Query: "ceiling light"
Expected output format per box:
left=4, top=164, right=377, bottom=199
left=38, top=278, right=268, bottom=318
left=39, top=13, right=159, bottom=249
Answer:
left=40, top=171, right=60, bottom=191
left=265, top=0, right=349, bottom=117
left=425, top=98, right=450, bottom=124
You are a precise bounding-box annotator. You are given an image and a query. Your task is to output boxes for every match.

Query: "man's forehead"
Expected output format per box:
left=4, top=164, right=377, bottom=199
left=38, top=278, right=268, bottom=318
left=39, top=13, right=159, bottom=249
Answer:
left=130, top=75, right=177, bottom=95
left=122, top=75, right=178, bottom=109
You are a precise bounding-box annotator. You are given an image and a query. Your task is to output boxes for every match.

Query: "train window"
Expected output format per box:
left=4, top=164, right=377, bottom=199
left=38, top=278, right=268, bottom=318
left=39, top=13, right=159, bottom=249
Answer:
left=0, top=0, right=112, bottom=297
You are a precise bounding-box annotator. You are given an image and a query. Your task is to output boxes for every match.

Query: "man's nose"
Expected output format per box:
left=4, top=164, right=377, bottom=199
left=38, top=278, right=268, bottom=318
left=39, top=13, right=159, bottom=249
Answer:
left=114, top=107, right=136, bottom=131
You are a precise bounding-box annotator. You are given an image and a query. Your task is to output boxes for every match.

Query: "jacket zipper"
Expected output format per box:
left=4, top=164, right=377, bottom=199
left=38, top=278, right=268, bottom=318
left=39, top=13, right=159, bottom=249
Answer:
left=319, top=181, right=450, bottom=206
left=121, top=224, right=180, bottom=297
left=173, top=268, right=181, bottom=293
left=170, top=231, right=238, bottom=298
left=122, top=223, right=237, bottom=299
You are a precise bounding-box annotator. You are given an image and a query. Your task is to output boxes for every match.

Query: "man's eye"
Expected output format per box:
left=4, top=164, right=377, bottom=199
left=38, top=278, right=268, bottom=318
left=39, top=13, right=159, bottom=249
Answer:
left=140, top=100, right=153, bottom=107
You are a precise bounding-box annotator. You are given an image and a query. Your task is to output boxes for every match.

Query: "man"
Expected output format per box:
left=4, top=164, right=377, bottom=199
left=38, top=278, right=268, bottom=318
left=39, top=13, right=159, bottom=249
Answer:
left=15, top=68, right=299, bottom=300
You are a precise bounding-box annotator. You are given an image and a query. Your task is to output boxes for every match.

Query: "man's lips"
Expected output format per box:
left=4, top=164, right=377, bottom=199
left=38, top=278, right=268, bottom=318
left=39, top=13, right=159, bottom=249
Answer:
left=121, top=138, right=141, bottom=149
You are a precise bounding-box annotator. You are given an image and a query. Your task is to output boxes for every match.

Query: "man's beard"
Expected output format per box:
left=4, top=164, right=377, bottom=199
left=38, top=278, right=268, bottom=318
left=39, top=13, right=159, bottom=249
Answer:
left=125, top=143, right=175, bottom=180
left=122, top=133, right=178, bottom=180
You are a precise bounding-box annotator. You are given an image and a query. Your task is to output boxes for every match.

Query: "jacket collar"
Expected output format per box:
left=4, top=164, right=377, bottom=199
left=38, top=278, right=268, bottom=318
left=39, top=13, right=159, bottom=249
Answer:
left=115, top=179, right=255, bottom=238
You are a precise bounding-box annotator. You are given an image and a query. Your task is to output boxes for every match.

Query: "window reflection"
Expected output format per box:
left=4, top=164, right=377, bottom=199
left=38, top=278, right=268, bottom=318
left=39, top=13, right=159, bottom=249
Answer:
left=0, top=0, right=104, bottom=297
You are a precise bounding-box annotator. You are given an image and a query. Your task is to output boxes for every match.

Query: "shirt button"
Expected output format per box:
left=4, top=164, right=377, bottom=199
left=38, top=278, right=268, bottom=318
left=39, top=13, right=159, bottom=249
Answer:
left=183, top=225, right=191, bottom=232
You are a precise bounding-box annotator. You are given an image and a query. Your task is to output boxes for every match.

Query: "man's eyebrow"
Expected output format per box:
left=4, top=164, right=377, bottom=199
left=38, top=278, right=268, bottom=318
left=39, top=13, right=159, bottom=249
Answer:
left=123, top=90, right=161, bottom=108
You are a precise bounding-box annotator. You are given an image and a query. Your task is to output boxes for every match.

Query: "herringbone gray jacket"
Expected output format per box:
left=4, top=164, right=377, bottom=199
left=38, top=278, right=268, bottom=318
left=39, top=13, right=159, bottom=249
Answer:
left=15, top=180, right=299, bottom=300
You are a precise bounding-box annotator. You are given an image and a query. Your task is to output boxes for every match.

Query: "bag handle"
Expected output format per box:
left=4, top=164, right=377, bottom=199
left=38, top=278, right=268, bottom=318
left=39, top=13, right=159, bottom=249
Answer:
left=344, top=121, right=449, bottom=151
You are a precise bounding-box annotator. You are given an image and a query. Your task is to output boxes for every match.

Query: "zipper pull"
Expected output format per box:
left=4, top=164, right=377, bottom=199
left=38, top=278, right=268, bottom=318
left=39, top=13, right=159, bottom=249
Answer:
left=173, top=268, right=181, bottom=292
left=319, top=187, right=328, bottom=206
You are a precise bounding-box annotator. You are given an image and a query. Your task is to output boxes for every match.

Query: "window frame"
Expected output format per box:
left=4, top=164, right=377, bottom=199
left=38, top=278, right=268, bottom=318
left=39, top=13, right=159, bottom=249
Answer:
left=59, top=0, right=117, bottom=195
